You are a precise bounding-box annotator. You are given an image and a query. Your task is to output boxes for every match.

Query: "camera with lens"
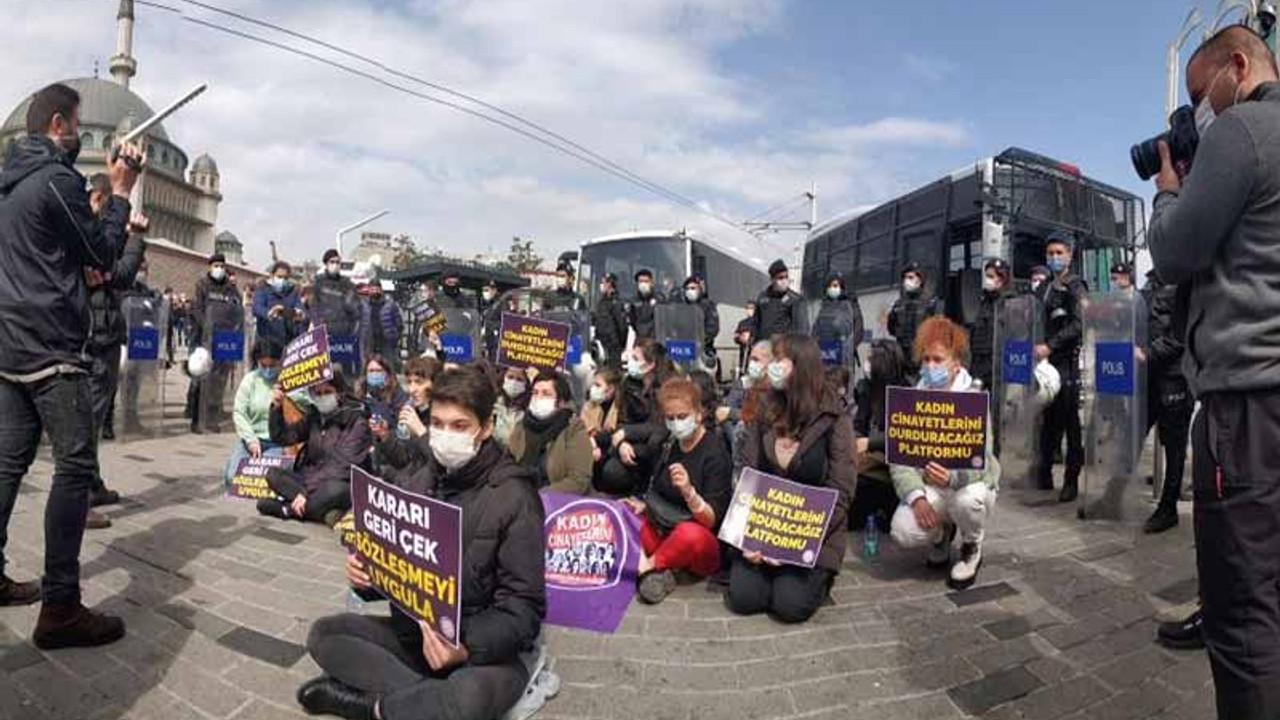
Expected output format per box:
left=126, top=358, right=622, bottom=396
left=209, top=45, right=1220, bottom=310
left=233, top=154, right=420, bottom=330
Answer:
left=1131, top=104, right=1199, bottom=181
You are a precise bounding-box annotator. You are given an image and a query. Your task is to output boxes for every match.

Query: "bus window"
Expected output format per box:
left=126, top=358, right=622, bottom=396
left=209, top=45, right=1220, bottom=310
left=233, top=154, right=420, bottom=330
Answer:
left=579, top=236, right=686, bottom=304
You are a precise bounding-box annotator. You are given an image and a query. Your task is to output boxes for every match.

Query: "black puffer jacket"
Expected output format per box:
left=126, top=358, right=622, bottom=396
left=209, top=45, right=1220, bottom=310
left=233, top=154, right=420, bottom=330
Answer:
left=592, top=292, right=628, bottom=355
left=887, top=288, right=939, bottom=361
left=627, top=293, right=663, bottom=341
left=313, top=272, right=361, bottom=335
left=0, top=136, right=131, bottom=375
left=394, top=439, right=545, bottom=665
left=1143, top=276, right=1189, bottom=402
left=1042, top=274, right=1088, bottom=381
left=752, top=284, right=804, bottom=340
left=190, top=274, right=242, bottom=348
left=968, top=286, right=1015, bottom=389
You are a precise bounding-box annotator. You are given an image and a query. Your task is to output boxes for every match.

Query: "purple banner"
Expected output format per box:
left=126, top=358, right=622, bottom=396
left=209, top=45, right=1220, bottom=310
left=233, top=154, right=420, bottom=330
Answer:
left=497, top=313, right=571, bottom=373
left=226, top=455, right=292, bottom=500
left=885, top=387, right=989, bottom=470
left=280, top=326, right=334, bottom=393
left=718, top=468, right=839, bottom=568
left=350, top=468, right=463, bottom=647
left=541, top=493, right=641, bottom=633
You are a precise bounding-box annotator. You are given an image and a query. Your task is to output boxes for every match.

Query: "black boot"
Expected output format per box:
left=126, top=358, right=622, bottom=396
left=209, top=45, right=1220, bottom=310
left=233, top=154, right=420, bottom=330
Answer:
left=1058, top=478, right=1078, bottom=503
left=1157, top=608, right=1204, bottom=650
left=33, top=603, right=126, bottom=649
left=0, top=574, right=40, bottom=606
left=297, top=676, right=376, bottom=720
left=1144, top=504, right=1179, bottom=534
left=89, top=481, right=121, bottom=507
left=257, top=498, right=290, bottom=519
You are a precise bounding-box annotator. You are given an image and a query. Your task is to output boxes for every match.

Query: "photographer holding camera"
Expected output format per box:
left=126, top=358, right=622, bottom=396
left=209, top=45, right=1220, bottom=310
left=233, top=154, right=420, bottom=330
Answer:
left=1146, top=26, right=1280, bottom=720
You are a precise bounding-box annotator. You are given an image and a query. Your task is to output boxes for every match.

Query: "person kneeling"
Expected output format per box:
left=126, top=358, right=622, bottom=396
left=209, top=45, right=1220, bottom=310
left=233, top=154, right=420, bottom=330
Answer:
left=624, top=377, right=732, bottom=605
left=889, top=317, right=999, bottom=591
left=259, top=373, right=371, bottom=527
left=299, top=366, right=545, bottom=720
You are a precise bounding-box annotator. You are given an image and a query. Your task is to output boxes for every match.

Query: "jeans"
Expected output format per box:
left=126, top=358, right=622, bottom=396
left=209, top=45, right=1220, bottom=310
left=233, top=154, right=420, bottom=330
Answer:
left=1192, top=391, right=1280, bottom=720
left=223, top=438, right=285, bottom=487
left=88, top=344, right=121, bottom=490
left=0, top=373, right=98, bottom=604
left=890, top=484, right=995, bottom=547
left=640, top=519, right=719, bottom=577
left=726, top=558, right=833, bottom=624
left=307, top=613, right=528, bottom=720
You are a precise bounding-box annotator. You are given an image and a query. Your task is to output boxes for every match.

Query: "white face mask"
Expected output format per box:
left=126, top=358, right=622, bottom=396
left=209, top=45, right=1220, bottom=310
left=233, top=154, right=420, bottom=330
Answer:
left=637, top=282, right=652, bottom=296
left=982, top=276, right=1000, bottom=292
left=136, top=272, right=147, bottom=284
left=746, top=360, right=765, bottom=380
left=430, top=428, right=480, bottom=471
left=210, top=267, right=226, bottom=282
left=684, top=288, right=699, bottom=302
left=326, top=262, right=342, bottom=277
left=903, top=277, right=921, bottom=293
left=502, top=378, right=527, bottom=398
left=666, top=415, right=700, bottom=441
left=312, top=393, right=339, bottom=415
left=827, top=286, right=841, bottom=300
left=483, top=290, right=496, bottom=301
left=529, top=397, right=557, bottom=420
left=626, top=355, right=646, bottom=378
left=774, top=279, right=789, bottom=293
left=862, top=360, right=873, bottom=376
left=271, top=277, right=288, bottom=292
left=589, top=385, right=609, bottom=403
left=1195, top=64, right=1238, bottom=136
left=767, top=361, right=790, bottom=390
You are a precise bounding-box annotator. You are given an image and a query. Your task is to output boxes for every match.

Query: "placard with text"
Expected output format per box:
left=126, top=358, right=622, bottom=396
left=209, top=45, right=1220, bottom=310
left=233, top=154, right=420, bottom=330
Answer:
left=718, top=468, right=839, bottom=568
left=541, top=493, right=641, bottom=633
left=885, top=387, right=988, bottom=470
left=496, top=313, right=571, bottom=372
left=279, top=327, right=334, bottom=393
left=350, top=468, right=463, bottom=647
left=226, top=455, right=292, bottom=500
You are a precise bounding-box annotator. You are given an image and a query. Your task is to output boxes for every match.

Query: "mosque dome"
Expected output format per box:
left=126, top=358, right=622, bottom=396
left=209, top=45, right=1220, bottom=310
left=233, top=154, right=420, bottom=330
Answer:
left=2, top=77, right=170, bottom=142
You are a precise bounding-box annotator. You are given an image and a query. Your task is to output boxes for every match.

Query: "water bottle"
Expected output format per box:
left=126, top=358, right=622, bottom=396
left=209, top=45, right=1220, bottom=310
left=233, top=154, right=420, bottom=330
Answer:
left=863, top=515, right=880, bottom=558
left=396, top=421, right=412, bottom=440
left=346, top=588, right=365, bottom=613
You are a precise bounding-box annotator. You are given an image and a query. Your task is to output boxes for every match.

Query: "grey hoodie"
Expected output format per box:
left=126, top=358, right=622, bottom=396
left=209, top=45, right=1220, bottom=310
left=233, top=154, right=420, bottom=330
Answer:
left=1149, top=82, right=1280, bottom=396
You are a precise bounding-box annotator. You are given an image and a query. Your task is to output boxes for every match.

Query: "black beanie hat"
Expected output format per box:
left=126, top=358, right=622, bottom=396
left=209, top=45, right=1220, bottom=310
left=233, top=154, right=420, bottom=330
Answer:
left=768, top=259, right=787, bottom=277
left=322, top=249, right=341, bottom=264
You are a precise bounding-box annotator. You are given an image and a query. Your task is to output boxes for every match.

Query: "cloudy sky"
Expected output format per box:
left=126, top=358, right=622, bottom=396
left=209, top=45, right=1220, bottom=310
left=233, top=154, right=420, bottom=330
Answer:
left=5, top=0, right=1184, bottom=269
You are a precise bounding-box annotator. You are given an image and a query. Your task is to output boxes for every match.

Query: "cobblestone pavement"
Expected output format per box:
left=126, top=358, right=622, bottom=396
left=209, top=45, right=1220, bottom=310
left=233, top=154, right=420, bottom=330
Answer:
left=0, top=432, right=1211, bottom=720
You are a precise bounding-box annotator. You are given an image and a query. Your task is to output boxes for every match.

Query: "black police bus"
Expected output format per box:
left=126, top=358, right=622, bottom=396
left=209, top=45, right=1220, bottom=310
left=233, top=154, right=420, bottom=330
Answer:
left=800, top=147, right=1144, bottom=336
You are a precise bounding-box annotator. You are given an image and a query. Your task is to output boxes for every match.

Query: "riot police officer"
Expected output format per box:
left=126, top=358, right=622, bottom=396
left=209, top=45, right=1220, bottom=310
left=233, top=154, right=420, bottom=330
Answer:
left=734, top=301, right=756, bottom=376
left=1034, top=232, right=1087, bottom=502
left=1110, top=262, right=1135, bottom=292
left=188, top=253, right=242, bottom=434
left=433, top=268, right=469, bottom=310
left=1029, top=265, right=1051, bottom=301
left=887, top=262, right=939, bottom=372
left=551, top=260, right=586, bottom=310
left=1141, top=270, right=1192, bottom=534
left=592, top=272, right=628, bottom=367
left=627, top=268, right=663, bottom=342
left=681, top=274, right=720, bottom=362
left=478, top=278, right=500, bottom=315
left=968, top=259, right=1013, bottom=392
left=813, top=272, right=865, bottom=367
left=752, top=259, right=804, bottom=341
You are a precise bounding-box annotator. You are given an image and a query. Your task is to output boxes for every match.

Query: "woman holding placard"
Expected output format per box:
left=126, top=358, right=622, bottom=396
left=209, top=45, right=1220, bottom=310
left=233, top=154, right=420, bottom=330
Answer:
left=728, top=334, right=857, bottom=624
left=224, top=338, right=288, bottom=486
left=624, top=377, right=733, bottom=605
left=301, top=366, right=545, bottom=720
left=888, top=316, right=1000, bottom=590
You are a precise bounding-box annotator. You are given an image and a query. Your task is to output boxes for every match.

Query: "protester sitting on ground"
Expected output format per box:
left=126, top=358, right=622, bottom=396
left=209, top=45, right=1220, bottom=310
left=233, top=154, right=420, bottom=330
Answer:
left=889, top=317, right=999, bottom=591
left=226, top=338, right=288, bottom=486
left=623, top=377, right=733, bottom=605
left=260, top=371, right=371, bottom=527
left=370, top=356, right=440, bottom=478
left=356, top=353, right=409, bottom=422
left=582, top=366, right=621, bottom=463
left=727, top=334, right=857, bottom=624
left=493, top=366, right=531, bottom=448
left=596, top=339, right=675, bottom=496
left=850, top=339, right=911, bottom=530
left=301, top=366, right=545, bottom=720
left=826, top=366, right=856, bottom=422
left=507, top=371, right=594, bottom=494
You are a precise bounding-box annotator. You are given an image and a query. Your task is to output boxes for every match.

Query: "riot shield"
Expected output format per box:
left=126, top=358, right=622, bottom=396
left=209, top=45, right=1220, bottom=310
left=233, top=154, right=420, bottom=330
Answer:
left=1079, top=291, right=1148, bottom=521
left=197, top=302, right=245, bottom=434
left=115, top=295, right=166, bottom=442
left=993, top=295, right=1042, bottom=489
left=807, top=299, right=861, bottom=384
left=654, top=303, right=708, bottom=373
left=437, top=307, right=484, bottom=365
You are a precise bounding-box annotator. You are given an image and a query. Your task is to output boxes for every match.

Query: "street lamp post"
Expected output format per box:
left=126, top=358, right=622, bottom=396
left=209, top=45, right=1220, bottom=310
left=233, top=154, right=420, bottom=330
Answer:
left=335, top=209, right=391, bottom=257
left=1167, top=6, right=1205, bottom=118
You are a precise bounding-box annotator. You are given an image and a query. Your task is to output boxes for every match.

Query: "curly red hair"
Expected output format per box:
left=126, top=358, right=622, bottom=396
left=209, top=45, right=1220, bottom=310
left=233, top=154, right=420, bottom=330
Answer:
left=913, top=316, right=969, bottom=363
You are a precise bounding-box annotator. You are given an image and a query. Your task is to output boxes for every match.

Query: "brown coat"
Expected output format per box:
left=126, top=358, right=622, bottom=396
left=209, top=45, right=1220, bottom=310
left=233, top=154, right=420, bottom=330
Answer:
left=580, top=399, right=619, bottom=436
left=507, top=416, right=595, bottom=495
left=741, top=398, right=858, bottom=573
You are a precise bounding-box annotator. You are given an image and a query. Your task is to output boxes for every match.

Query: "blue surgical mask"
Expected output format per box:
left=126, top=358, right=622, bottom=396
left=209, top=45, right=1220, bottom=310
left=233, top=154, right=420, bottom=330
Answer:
left=270, top=277, right=288, bottom=292
left=1046, top=257, right=1067, bottom=274
left=260, top=366, right=280, bottom=382
left=366, top=371, right=387, bottom=389
left=626, top=356, right=646, bottom=379
left=922, top=364, right=951, bottom=389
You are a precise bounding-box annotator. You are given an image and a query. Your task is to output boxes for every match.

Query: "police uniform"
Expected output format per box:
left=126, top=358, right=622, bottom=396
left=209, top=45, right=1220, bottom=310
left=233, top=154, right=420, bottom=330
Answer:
left=968, top=260, right=1014, bottom=392
left=592, top=273, right=628, bottom=366
left=1035, top=272, right=1088, bottom=497
left=887, top=262, right=940, bottom=371
left=1141, top=271, right=1193, bottom=531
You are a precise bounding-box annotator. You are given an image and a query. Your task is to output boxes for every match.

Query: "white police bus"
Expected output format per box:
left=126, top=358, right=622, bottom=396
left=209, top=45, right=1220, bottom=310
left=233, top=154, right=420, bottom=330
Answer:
left=572, top=230, right=769, bottom=372
left=801, top=147, right=1144, bottom=337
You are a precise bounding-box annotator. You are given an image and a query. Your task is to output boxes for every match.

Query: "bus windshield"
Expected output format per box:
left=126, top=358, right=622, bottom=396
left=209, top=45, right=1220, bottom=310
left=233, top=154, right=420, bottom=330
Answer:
left=579, top=236, right=686, bottom=307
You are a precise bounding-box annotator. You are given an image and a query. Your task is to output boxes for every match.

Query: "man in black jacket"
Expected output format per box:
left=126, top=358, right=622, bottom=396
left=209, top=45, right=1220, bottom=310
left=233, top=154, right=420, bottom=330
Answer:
left=0, top=83, right=141, bottom=647
left=592, top=272, right=628, bottom=367
left=1034, top=232, right=1088, bottom=502
left=968, top=259, right=1014, bottom=392
left=887, top=262, right=940, bottom=371
left=752, top=259, right=803, bottom=341
left=188, top=253, right=242, bottom=433
left=1141, top=270, right=1193, bottom=534
left=627, top=268, right=662, bottom=342
left=681, top=274, right=720, bottom=361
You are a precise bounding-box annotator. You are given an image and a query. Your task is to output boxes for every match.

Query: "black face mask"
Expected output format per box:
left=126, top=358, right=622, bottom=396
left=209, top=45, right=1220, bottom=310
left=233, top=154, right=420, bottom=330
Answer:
left=443, top=285, right=460, bottom=297
left=58, top=134, right=81, bottom=164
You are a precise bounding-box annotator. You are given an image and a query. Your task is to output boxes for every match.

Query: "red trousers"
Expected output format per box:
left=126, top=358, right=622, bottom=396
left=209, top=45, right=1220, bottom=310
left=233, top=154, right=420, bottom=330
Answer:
left=640, top=518, right=720, bottom=577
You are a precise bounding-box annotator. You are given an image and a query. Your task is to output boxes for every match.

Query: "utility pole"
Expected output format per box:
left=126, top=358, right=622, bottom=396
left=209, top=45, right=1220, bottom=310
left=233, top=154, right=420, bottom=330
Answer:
left=742, top=184, right=818, bottom=271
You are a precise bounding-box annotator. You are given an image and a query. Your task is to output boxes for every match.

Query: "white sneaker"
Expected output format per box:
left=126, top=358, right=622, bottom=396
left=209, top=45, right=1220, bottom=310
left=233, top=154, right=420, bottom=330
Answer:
left=927, top=523, right=956, bottom=569
left=948, top=541, right=982, bottom=589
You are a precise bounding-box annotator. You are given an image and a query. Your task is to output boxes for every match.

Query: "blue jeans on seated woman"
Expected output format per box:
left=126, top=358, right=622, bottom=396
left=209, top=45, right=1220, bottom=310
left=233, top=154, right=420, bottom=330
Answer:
left=224, top=438, right=285, bottom=488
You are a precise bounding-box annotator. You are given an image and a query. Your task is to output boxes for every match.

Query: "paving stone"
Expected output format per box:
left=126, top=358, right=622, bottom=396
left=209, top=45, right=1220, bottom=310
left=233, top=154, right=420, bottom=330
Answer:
left=253, top=527, right=307, bottom=546
left=1152, top=577, right=1199, bottom=605
left=1078, top=678, right=1178, bottom=720
left=983, top=608, right=1061, bottom=641
left=1072, top=541, right=1132, bottom=562
left=948, top=581, right=1020, bottom=608
left=217, top=626, right=307, bottom=668
left=553, top=657, right=644, bottom=687
left=965, top=635, right=1048, bottom=675
left=0, top=641, right=45, bottom=672
left=947, top=666, right=1045, bottom=716
left=861, top=692, right=963, bottom=719
left=124, top=454, right=155, bottom=463
left=1093, top=646, right=1179, bottom=691
left=998, top=673, right=1112, bottom=719
left=160, top=659, right=251, bottom=717
left=156, top=600, right=238, bottom=639
left=11, top=656, right=115, bottom=719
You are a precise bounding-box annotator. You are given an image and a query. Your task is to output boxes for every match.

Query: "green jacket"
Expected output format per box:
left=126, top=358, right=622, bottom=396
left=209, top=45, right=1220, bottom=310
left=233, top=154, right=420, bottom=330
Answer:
left=233, top=369, right=275, bottom=444
left=890, top=369, right=1001, bottom=503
